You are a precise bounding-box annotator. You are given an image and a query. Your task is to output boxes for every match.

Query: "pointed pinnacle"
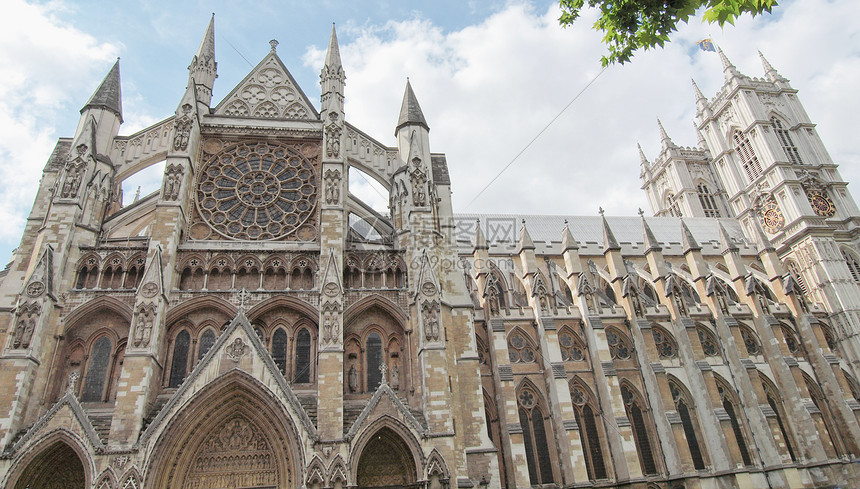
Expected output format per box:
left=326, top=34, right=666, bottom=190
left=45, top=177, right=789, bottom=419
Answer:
left=718, top=221, right=738, bottom=253
left=751, top=218, right=775, bottom=252
left=474, top=220, right=488, bottom=251
left=657, top=118, right=675, bottom=150
left=680, top=219, right=701, bottom=252
left=325, top=23, right=342, bottom=69
left=758, top=50, right=784, bottom=81
left=195, top=14, right=216, bottom=64
left=562, top=220, right=579, bottom=251
left=82, top=59, right=122, bottom=122
left=638, top=143, right=649, bottom=166
left=396, top=79, right=429, bottom=133
left=602, top=215, right=621, bottom=252
left=518, top=219, right=535, bottom=252
left=691, top=78, right=706, bottom=102
left=641, top=215, right=661, bottom=253
left=718, top=47, right=741, bottom=79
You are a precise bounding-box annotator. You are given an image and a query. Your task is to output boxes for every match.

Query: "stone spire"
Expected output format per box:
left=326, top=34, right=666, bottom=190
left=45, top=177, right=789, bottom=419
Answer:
left=718, top=47, right=741, bottom=80
left=718, top=222, right=738, bottom=253
left=189, top=14, right=217, bottom=106
left=758, top=51, right=786, bottom=83
left=321, top=23, right=345, bottom=122
left=601, top=214, right=620, bottom=252
left=396, top=79, right=429, bottom=133
left=751, top=217, right=775, bottom=252
left=641, top=214, right=661, bottom=253
left=638, top=143, right=649, bottom=166
left=474, top=220, right=488, bottom=251
left=82, top=59, right=122, bottom=122
left=518, top=219, right=535, bottom=252
left=561, top=220, right=579, bottom=251
left=657, top=118, right=675, bottom=151
left=691, top=78, right=706, bottom=104
left=680, top=219, right=701, bottom=252
left=325, top=23, right=342, bottom=70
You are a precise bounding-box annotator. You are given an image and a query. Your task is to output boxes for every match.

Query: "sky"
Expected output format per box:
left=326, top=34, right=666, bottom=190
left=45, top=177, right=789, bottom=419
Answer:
left=0, top=0, right=858, bottom=264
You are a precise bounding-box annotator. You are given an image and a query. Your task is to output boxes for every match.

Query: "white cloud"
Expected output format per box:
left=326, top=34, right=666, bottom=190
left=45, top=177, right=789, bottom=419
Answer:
left=304, top=0, right=860, bottom=221
left=0, top=0, right=119, bottom=252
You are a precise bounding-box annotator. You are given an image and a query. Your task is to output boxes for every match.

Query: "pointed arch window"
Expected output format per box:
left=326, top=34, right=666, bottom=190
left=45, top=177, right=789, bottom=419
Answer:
left=805, top=376, right=844, bottom=456
left=606, top=328, right=633, bottom=360
left=669, top=381, right=706, bottom=470
left=819, top=321, right=838, bottom=352
left=771, top=117, right=802, bottom=165
left=696, top=182, right=721, bottom=217
left=366, top=332, right=383, bottom=390
left=697, top=326, right=720, bottom=357
left=559, top=329, right=586, bottom=362
left=717, top=382, right=753, bottom=466
left=508, top=331, right=536, bottom=363
left=570, top=384, right=607, bottom=480
left=197, top=329, right=216, bottom=360
left=295, top=328, right=311, bottom=383
left=621, top=385, right=658, bottom=475
left=842, top=248, right=860, bottom=282
left=652, top=327, right=678, bottom=359
left=81, top=336, right=112, bottom=402
left=517, top=387, right=555, bottom=485
left=272, top=328, right=288, bottom=375
left=739, top=325, right=761, bottom=356
left=734, top=130, right=762, bottom=181
left=785, top=260, right=808, bottom=295
left=169, top=330, right=191, bottom=388
left=665, top=193, right=682, bottom=217
left=780, top=324, right=802, bottom=357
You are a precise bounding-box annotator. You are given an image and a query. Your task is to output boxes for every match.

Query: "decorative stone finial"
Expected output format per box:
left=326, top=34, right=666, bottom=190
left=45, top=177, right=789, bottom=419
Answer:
left=237, top=287, right=251, bottom=310
left=637, top=208, right=644, bottom=217
left=67, top=370, right=80, bottom=397
left=269, top=39, right=279, bottom=52
left=379, top=363, right=388, bottom=385
left=598, top=207, right=605, bottom=216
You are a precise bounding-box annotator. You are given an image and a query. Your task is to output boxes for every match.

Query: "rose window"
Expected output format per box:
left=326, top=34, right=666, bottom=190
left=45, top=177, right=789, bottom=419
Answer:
left=196, top=141, right=317, bottom=240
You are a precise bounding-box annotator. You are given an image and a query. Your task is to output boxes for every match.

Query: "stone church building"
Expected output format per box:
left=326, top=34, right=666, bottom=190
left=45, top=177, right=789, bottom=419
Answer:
left=1, top=17, right=860, bottom=489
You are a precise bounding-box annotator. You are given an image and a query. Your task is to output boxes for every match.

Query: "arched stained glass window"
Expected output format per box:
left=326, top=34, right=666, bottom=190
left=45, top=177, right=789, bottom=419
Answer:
left=734, top=130, right=762, bottom=182
left=607, top=328, right=632, bottom=360
left=697, top=327, right=720, bottom=357
left=622, top=385, right=658, bottom=475
left=670, top=382, right=705, bottom=470
left=295, top=328, right=311, bottom=383
left=518, top=389, right=554, bottom=485
left=508, top=331, right=536, bottom=363
left=771, top=117, right=803, bottom=165
left=559, top=330, right=585, bottom=362
left=198, top=329, right=216, bottom=360
left=842, top=248, right=860, bottom=282
left=762, top=378, right=796, bottom=462
left=81, top=336, right=112, bottom=402
left=272, top=328, right=288, bottom=375
left=366, top=332, right=383, bottom=390
left=570, top=385, right=607, bottom=480
left=697, top=182, right=721, bottom=218
left=718, top=383, right=753, bottom=466
left=652, top=327, right=678, bottom=359
left=169, top=330, right=190, bottom=388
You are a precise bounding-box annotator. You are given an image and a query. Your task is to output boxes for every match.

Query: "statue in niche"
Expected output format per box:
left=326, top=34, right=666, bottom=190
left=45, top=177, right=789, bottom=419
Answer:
left=326, top=123, right=341, bottom=158
left=390, top=361, right=400, bottom=390
left=324, top=169, right=341, bottom=205
left=62, top=163, right=83, bottom=199
left=411, top=158, right=427, bottom=207
left=423, top=301, right=440, bottom=341
left=348, top=364, right=358, bottom=393
left=133, top=304, right=155, bottom=348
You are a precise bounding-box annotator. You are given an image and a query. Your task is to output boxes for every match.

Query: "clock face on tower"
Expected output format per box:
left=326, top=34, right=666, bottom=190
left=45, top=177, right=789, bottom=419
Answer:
left=807, top=190, right=836, bottom=217
left=759, top=200, right=785, bottom=234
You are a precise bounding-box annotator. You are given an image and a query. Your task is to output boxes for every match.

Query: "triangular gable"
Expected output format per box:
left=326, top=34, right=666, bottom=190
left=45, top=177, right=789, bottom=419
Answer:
left=138, top=309, right=317, bottom=446
left=136, top=246, right=164, bottom=300
left=320, top=249, right=343, bottom=297
left=6, top=392, right=103, bottom=456
left=214, top=50, right=318, bottom=120
left=346, top=381, right=426, bottom=440
left=23, top=244, right=55, bottom=301
left=414, top=250, right=441, bottom=300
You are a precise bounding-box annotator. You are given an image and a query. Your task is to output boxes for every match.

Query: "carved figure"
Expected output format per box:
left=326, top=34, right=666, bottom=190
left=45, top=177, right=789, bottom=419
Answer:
left=324, top=169, right=341, bottom=205
left=326, top=124, right=341, bottom=158
left=348, top=364, right=358, bottom=393
left=422, top=301, right=440, bottom=341
left=390, top=361, right=400, bottom=390
left=133, top=304, right=155, bottom=348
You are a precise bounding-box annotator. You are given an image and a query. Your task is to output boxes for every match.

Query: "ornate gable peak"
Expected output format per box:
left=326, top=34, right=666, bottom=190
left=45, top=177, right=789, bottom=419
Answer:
left=23, top=244, right=55, bottom=301
left=5, top=391, right=103, bottom=457
left=345, top=381, right=426, bottom=440
left=321, top=249, right=343, bottom=298
left=531, top=272, right=548, bottom=297
left=415, top=250, right=441, bottom=300
left=214, top=47, right=318, bottom=121
left=136, top=246, right=164, bottom=301
left=138, top=308, right=318, bottom=446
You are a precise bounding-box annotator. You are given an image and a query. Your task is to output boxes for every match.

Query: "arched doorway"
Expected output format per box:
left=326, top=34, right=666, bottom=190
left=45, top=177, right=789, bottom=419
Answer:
left=356, top=427, right=418, bottom=489
left=13, top=441, right=86, bottom=489
left=147, top=373, right=300, bottom=489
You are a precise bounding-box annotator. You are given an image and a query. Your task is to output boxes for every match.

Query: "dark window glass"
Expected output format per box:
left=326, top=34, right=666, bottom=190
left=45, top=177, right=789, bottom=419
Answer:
left=582, top=404, right=607, bottom=479
left=366, top=332, right=383, bottom=390
left=531, top=407, right=554, bottom=483
left=519, top=408, right=539, bottom=484
left=768, top=396, right=796, bottom=461
left=81, top=336, right=112, bottom=402
left=678, top=401, right=706, bottom=469
left=169, top=330, right=191, bottom=388
left=724, top=398, right=753, bottom=465
left=198, top=330, right=216, bottom=360
left=295, top=328, right=311, bottom=383
left=630, top=402, right=658, bottom=475
left=272, top=328, right=288, bottom=375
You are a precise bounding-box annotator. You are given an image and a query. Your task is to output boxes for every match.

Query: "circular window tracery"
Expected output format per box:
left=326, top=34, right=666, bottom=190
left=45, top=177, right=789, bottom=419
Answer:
left=196, top=141, right=318, bottom=240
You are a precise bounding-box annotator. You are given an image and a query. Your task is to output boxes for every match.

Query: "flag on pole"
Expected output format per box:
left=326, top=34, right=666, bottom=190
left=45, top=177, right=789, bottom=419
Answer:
left=697, top=38, right=716, bottom=52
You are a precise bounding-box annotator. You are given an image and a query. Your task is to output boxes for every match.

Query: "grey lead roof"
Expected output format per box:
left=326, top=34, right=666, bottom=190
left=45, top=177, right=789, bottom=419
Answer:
left=82, top=60, right=123, bottom=121
left=396, top=80, right=428, bottom=132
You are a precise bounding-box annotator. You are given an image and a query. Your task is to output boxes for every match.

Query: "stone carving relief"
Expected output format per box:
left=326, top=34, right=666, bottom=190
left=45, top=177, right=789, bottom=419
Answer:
left=348, top=364, right=358, bottom=393
left=12, top=302, right=40, bottom=349
left=61, top=161, right=85, bottom=199
left=66, top=370, right=80, bottom=396
left=162, top=163, right=184, bottom=201
left=184, top=416, right=279, bottom=489
left=217, top=54, right=313, bottom=120
left=321, top=301, right=341, bottom=346
left=173, top=104, right=193, bottom=151
left=26, top=281, right=45, bottom=298
left=132, top=303, right=156, bottom=348
left=325, top=114, right=342, bottom=158
left=226, top=337, right=250, bottom=362
left=324, top=169, right=341, bottom=205
left=410, top=158, right=427, bottom=207
left=422, top=300, right=440, bottom=342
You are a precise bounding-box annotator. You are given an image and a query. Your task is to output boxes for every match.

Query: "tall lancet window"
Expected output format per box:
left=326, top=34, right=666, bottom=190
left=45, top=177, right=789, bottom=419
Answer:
left=734, top=130, right=762, bottom=181
left=696, top=182, right=721, bottom=217
left=771, top=117, right=803, bottom=165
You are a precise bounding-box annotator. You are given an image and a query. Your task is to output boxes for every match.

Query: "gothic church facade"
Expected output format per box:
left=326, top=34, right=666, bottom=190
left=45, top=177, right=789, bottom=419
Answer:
left=1, top=17, right=860, bottom=489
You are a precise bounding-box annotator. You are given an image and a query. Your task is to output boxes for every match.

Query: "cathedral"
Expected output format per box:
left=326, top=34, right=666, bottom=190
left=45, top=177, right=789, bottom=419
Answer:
left=1, top=16, right=860, bottom=489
